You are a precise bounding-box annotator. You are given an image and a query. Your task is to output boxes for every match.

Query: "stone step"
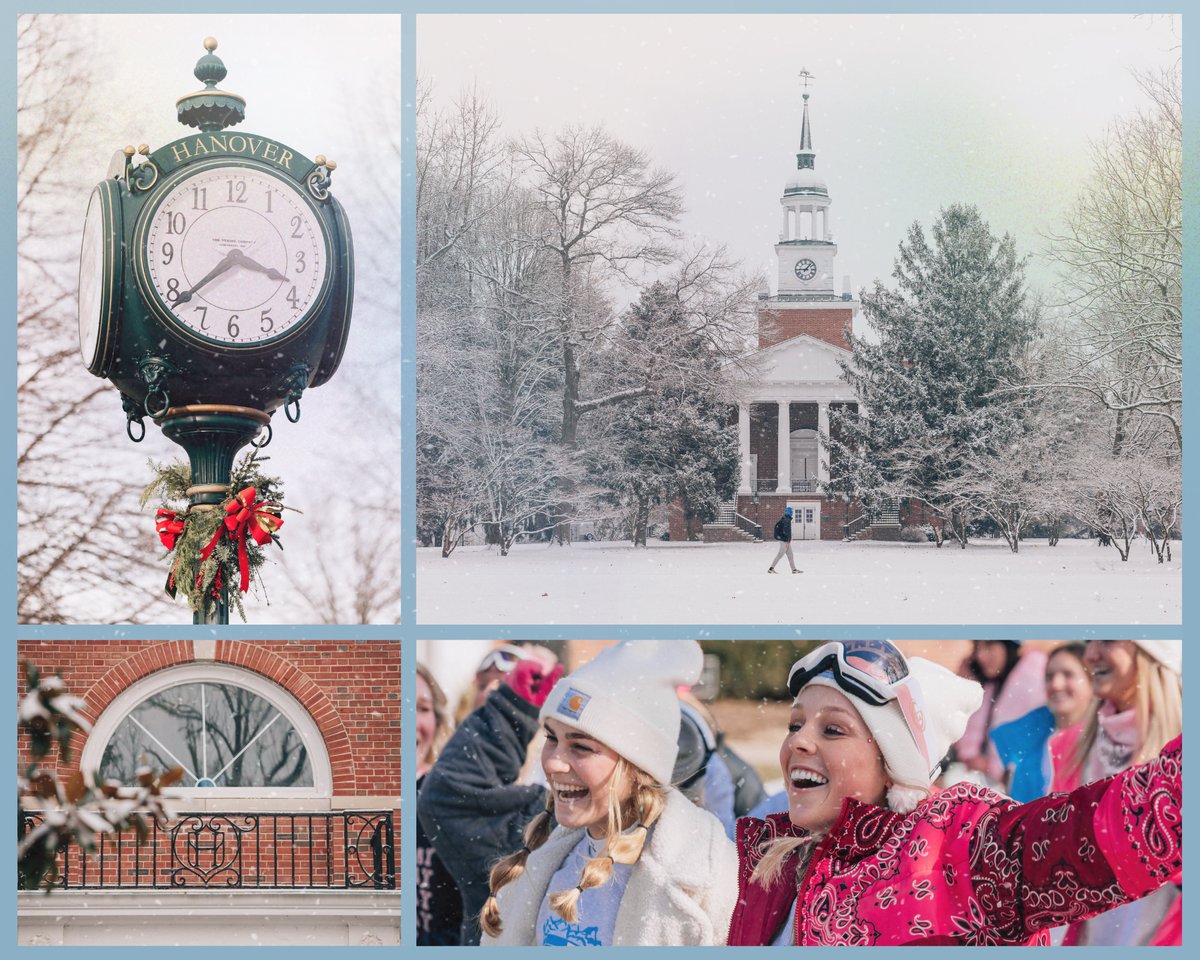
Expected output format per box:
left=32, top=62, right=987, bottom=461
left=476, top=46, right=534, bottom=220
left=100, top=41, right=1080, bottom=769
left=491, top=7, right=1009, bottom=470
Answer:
left=702, top=523, right=757, bottom=544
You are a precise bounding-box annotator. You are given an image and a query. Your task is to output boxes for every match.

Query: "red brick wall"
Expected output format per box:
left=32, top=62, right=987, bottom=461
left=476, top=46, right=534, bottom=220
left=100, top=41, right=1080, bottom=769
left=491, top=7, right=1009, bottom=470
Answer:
left=758, top=306, right=854, bottom=350
left=17, top=640, right=399, bottom=796
left=734, top=494, right=859, bottom=541
left=901, top=498, right=939, bottom=529
left=668, top=498, right=706, bottom=542
left=751, top=404, right=779, bottom=484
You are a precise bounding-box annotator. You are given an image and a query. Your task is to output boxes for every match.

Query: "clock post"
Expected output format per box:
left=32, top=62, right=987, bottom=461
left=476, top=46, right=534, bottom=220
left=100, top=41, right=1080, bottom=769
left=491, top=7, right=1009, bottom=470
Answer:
left=78, top=38, right=354, bottom=623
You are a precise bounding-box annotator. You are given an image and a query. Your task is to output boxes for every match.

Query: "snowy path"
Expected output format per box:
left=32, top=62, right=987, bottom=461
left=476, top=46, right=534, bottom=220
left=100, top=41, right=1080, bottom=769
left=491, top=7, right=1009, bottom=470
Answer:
left=416, top=538, right=1181, bottom=625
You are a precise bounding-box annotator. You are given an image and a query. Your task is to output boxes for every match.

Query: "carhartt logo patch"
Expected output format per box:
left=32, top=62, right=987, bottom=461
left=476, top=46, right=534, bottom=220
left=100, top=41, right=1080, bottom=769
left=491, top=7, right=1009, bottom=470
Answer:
left=557, top=688, right=590, bottom=720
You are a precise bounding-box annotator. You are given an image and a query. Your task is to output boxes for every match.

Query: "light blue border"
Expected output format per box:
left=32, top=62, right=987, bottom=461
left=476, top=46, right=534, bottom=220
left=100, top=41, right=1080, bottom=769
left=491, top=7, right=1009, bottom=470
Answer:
left=7, top=0, right=1191, bottom=957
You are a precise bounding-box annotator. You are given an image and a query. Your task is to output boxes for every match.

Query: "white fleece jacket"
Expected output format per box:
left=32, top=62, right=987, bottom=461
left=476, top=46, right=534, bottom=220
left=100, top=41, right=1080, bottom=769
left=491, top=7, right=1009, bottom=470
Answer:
left=482, top=788, right=737, bottom=947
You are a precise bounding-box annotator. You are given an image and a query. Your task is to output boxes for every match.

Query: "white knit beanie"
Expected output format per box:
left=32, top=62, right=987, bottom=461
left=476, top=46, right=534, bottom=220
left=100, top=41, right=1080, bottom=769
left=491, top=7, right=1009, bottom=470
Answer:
left=1132, top=640, right=1182, bottom=676
left=807, top=658, right=983, bottom=814
left=539, top=640, right=703, bottom=785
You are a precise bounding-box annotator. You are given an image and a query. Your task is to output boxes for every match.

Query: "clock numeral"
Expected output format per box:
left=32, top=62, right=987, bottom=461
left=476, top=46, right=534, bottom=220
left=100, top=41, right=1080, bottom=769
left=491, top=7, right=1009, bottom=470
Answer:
left=227, top=180, right=247, bottom=203
left=286, top=286, right=299, bottom=309
left=290, top=215, right=304, bottom=239
left=193, top=305, right=208, bottom=331
left=265, top=189, right=273, bottom=213
left=165, top=277, right=180, bottom=302
left=191, top=187, right=208, bottom=211
left=260, top=308, right=274, bottom=334
left=227, top=314, right=241, bottom=339
left=166, top=212, right=186, bottom=235
left=295, top=250, right=306, bottom=273
left=161, top=241, right=174, bottom=265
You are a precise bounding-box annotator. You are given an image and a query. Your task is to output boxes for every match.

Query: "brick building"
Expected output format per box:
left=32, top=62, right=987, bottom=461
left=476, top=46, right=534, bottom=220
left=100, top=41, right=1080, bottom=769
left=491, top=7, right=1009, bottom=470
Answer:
left=18, top=639, right=399, bottom=946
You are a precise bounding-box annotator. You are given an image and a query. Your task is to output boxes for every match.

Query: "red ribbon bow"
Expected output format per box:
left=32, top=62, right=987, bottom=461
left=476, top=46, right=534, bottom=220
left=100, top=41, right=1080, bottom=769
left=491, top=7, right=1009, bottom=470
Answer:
left=155, top=509, right=186, bottom=550
left=199, top=486, right=284, bottom=593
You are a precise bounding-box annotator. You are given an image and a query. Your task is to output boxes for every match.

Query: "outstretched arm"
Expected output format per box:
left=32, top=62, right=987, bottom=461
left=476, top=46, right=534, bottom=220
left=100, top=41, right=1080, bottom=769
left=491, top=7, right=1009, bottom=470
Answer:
left=970, top=735, right=1182, bottom=940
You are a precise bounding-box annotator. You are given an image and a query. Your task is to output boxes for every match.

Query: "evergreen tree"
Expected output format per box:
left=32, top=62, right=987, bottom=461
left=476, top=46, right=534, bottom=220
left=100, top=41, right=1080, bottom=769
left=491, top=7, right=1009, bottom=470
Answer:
left=595, top=282, right=740, bottom=547
left=827, top=204, right=1036, bottom=546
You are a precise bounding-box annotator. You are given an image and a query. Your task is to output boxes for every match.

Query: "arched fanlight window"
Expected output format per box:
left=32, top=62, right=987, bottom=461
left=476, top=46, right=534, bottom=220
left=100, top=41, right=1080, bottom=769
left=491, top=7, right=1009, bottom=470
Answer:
left=82, top=663, right=332, bottom=797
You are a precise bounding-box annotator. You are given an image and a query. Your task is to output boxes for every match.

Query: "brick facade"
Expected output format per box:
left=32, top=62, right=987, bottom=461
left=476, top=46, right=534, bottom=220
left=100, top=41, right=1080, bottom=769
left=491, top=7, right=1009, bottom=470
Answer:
left=17, top=640, right=399, bottom=797
left=758, top=305, right=854, bottom=350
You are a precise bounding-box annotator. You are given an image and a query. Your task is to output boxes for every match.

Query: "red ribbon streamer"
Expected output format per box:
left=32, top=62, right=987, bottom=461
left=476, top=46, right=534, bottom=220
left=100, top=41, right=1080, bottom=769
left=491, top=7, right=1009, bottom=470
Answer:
left=155, top=508, right=185, bottom=550
left=199, top=486, right=284, bottom=593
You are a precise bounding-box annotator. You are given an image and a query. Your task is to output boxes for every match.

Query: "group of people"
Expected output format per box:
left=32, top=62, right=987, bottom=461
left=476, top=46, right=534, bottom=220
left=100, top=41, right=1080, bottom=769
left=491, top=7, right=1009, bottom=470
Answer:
left=416, top=639, right=1182, bottom=947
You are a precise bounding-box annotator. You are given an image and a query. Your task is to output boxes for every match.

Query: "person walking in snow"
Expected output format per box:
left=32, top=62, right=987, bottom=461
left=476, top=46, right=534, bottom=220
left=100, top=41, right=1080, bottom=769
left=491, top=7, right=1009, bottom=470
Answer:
left=727, top=639, right=1183, bottom=946
left=768, top=507, right=800, bottom=574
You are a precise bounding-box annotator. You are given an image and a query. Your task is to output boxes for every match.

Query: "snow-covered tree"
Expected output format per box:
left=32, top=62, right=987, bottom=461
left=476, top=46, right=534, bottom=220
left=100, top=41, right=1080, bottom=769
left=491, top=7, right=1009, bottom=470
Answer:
left=1042, top=66, right=1181, bottom=453
left=416, top=82, right=760, bottom=553
left=826, top=204, right=1037, bottom=547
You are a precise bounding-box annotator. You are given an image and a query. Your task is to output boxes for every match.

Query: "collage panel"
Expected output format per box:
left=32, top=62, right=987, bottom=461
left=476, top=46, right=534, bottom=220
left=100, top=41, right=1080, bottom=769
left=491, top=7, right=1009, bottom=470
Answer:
left=415, top=13, right=1180, bottom=626
left=16, top=14, right=402, bottom=625
left=414, top=639, right=1181, bottom=947
left=17, top=638, right=399, bottom=945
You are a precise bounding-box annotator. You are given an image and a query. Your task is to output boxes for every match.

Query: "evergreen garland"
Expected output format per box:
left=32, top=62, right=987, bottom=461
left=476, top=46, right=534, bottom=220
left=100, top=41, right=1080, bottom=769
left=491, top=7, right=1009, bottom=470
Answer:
left=140, top=451, right=294, bottom=620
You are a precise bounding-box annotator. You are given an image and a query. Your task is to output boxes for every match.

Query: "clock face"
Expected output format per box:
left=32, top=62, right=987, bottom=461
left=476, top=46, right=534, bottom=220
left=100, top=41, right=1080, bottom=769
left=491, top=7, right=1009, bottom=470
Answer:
left=78, top=188, right=108, bottom=365
left=78, top=182, right=122, bottom=374
left=140, top=163, right=330, bottom=347
left=794, top=258, right=818, bottom=281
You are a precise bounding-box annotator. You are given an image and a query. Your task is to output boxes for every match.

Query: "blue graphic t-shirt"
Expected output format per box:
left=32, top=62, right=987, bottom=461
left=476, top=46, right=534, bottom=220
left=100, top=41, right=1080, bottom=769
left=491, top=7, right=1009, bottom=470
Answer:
left=536, top=834, right=633, bottom=947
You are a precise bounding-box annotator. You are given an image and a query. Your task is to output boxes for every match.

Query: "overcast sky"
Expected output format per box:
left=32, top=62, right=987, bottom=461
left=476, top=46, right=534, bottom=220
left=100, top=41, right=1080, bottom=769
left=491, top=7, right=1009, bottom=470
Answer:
left=419, top=13, right=1179, bottom=299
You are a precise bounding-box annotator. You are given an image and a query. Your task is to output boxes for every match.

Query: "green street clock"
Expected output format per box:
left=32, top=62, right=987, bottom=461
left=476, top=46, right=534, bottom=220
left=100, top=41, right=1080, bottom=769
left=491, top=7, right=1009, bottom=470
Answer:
left=77, top=37, right=354, bottom=623
left=78, top=36, right=353, bottom=428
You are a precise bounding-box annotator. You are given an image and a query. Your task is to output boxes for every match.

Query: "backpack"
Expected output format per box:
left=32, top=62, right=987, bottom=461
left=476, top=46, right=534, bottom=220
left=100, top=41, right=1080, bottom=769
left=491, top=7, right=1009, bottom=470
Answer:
left=773, top=517, right=788, bottom=542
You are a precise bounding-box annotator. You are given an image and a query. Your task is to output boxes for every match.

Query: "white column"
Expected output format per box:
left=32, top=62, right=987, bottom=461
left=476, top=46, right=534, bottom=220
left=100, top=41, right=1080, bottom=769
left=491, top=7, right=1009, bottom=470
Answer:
left=817, top=402, right=830, bottom=486
left=738, top=403, right=752, bottom=495
left=781, top=207, right=789, bottom=241
left=776, top=400, right=791, bottom=493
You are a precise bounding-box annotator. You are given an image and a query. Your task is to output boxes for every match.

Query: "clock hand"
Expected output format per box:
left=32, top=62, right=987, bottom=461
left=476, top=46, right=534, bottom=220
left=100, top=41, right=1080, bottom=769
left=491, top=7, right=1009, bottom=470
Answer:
left=234, top=252, right=288, bottom=282
left=175, top=250, right=239, bottom=304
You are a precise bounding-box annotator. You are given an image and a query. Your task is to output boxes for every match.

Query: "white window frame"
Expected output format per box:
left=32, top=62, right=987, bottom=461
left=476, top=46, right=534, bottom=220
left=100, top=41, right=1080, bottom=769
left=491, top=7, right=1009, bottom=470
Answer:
left=80, top=662, right=332, bottom=799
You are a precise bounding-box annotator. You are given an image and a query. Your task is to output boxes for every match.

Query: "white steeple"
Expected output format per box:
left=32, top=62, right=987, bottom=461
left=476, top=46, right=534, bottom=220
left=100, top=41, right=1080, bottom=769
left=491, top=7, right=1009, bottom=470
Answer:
left=776, top=69, right=837, bottom=298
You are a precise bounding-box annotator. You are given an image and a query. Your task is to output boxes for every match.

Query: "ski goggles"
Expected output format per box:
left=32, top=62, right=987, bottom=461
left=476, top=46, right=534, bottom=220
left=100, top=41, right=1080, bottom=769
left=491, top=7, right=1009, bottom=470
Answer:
left=788, top=640, right=932, bottom=774
left=475, top=644, right=531, bottom=674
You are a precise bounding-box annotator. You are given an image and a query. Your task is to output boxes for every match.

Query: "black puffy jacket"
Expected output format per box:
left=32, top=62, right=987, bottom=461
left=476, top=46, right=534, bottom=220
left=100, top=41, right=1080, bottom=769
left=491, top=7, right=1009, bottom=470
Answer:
left=417, top=686, right=544, bottom=945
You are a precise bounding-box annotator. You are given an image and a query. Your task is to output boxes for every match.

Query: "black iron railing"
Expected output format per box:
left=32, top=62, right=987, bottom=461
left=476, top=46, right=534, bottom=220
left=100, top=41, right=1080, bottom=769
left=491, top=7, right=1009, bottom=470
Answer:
left=21, top=810, right=394, bottom=891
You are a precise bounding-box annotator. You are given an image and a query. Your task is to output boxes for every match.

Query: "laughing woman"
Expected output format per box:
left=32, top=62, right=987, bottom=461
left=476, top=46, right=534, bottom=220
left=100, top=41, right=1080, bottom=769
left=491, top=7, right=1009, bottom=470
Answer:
left=1056, top=640, right=1183, bottom=946
left=420, top=640, right=736, bottom=947
left=727, top=640, right=1183, bottom=946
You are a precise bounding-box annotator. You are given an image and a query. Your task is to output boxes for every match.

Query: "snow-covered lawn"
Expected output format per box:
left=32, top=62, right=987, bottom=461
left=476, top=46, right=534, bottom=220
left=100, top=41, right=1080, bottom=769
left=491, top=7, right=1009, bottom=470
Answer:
left=416, top=538, right=1181, bottom=625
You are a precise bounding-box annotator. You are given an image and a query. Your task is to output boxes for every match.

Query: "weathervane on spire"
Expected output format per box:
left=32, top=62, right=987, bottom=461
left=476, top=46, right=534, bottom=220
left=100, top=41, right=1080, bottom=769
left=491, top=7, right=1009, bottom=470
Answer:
left=798, top=68, right=816, bottom=94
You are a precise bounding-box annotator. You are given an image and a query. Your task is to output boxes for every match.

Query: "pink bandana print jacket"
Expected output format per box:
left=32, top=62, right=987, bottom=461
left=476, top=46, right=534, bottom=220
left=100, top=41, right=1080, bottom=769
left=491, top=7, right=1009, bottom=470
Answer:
left=728, top=736, right=1181, bottom=946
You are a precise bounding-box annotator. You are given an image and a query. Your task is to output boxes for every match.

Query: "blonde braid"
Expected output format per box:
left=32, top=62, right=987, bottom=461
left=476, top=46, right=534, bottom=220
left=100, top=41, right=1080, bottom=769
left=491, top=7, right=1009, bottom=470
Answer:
left=548, top=763, right=666, bottom=923
left=479, top=793, right=555, bottom=938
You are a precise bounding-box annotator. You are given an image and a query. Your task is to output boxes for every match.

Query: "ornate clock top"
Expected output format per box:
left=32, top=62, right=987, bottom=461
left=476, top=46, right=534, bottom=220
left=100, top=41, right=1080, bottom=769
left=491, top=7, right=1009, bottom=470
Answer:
left=177, top=36, right=246, bottom=133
